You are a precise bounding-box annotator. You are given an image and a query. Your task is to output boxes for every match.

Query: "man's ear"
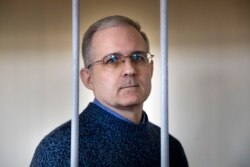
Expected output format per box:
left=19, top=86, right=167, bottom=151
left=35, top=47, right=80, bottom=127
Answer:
left=80, top=68, right=94, bottom=90
left=150, top=61, right=154, bottom=78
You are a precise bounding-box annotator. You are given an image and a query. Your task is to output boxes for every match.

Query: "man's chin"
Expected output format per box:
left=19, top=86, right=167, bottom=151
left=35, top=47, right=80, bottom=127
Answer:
left=118, top=98, right=142, bottom=108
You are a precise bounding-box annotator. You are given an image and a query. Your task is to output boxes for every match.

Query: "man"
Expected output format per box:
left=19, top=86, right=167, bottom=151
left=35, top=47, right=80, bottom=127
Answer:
left=31, top=15, right=188, bottom=167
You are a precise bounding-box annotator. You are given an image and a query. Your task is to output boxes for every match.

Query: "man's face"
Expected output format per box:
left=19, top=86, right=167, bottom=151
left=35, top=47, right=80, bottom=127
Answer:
left=82, top=26, right=153, bottom=111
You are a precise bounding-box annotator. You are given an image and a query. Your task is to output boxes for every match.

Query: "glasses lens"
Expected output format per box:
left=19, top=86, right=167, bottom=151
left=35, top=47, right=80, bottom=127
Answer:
left=103, top=54, right=123, bottom=64
left=100, top=52, right=153, bottom=68
left=131, top=52, right=150, bottom=63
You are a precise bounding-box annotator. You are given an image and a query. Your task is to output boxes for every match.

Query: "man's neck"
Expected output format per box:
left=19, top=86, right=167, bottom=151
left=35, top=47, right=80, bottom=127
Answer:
left=93, top=98, right=143, bottom=124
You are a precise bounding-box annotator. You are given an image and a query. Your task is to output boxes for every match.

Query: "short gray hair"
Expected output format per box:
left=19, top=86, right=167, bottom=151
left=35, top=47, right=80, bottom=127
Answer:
left=81, top=15, right=150, bottom=68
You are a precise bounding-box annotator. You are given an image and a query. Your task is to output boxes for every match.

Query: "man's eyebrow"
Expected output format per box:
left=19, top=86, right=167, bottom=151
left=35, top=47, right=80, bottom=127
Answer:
left=103, top=52, right=122, bottom=57
left=106, top=50, right=147, bottom=55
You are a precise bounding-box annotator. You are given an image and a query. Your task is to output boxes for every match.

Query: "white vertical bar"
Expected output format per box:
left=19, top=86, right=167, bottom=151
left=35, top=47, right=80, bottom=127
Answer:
left=160, top=0, right=169, bottom=167
left=71, top=0, right=79, bottom=166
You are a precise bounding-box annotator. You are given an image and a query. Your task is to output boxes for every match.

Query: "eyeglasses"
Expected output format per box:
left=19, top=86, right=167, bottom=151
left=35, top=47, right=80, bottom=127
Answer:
left=87, top=51, right=154, bottom=69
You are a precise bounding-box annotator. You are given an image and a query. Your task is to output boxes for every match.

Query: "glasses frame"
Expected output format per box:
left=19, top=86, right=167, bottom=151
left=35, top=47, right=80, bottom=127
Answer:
left=87, top=51, right=154, bottom=69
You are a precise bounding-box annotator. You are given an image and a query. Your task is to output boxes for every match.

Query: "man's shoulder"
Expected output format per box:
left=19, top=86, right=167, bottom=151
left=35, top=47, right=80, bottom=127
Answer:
left=147, top=121, right=161, bottom=133
left=169, top=134, right=189, bottom=167
left=37, top=121, right=71, bottom=144
left=169, top=134, right=182, bottom=146
left=30, top=121, right=71, bottom=166
left=43, top=120, right=72, bottom=143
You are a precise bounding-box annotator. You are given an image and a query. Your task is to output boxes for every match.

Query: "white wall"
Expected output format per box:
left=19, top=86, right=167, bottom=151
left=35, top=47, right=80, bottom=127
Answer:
left=0, top=0, right=249, bottom=166
left=169, top=0, right=250, bottom=166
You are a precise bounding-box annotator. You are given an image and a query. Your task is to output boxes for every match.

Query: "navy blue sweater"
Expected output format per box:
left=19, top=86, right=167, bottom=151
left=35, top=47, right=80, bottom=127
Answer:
left=31, top=103, right=188, bottom=167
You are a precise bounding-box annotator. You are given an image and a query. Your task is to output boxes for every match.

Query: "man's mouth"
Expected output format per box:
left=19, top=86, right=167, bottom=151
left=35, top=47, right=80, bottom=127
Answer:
left=120, top=84, right=139, bottom=90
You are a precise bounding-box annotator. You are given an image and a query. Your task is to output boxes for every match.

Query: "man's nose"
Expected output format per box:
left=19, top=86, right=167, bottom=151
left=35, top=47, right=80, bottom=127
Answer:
left=122, top=57, right=136, bottom=77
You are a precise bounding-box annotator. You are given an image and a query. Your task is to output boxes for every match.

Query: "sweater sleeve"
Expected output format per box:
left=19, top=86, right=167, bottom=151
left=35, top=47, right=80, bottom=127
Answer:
left=169, top=134, right=189, bottom=167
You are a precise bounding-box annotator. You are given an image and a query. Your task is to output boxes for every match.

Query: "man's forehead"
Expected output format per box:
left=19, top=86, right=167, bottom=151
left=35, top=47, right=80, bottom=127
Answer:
left=93, top=25, right=139, bottom=38
left=91, top=26, right=146, bottom=55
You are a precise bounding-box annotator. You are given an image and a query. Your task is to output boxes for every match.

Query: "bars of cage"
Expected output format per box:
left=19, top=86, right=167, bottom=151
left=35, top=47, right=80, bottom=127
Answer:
left=70, top=0, right=168, bottom=166
left=160, top=0, right=169, bottom=167
left=71, top=0, right=80, bottom=166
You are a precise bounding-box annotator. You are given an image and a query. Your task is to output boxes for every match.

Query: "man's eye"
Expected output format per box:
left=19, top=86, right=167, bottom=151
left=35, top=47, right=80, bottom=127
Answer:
left=105, top=54, right=119, bottom=64
left=131, top=53, right=145, bottom=62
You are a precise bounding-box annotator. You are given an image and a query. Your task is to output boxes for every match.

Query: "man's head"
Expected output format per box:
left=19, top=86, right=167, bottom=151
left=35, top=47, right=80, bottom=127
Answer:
left=80, top=15, right=154, bottom=114
left=82, top=15, right=150, bottom=68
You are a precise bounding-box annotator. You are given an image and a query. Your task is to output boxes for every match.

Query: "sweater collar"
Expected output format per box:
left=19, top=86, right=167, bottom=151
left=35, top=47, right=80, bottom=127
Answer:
left=80, top=103, right=151, bottom=133
left=93, top=98, right=146, bottom=125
